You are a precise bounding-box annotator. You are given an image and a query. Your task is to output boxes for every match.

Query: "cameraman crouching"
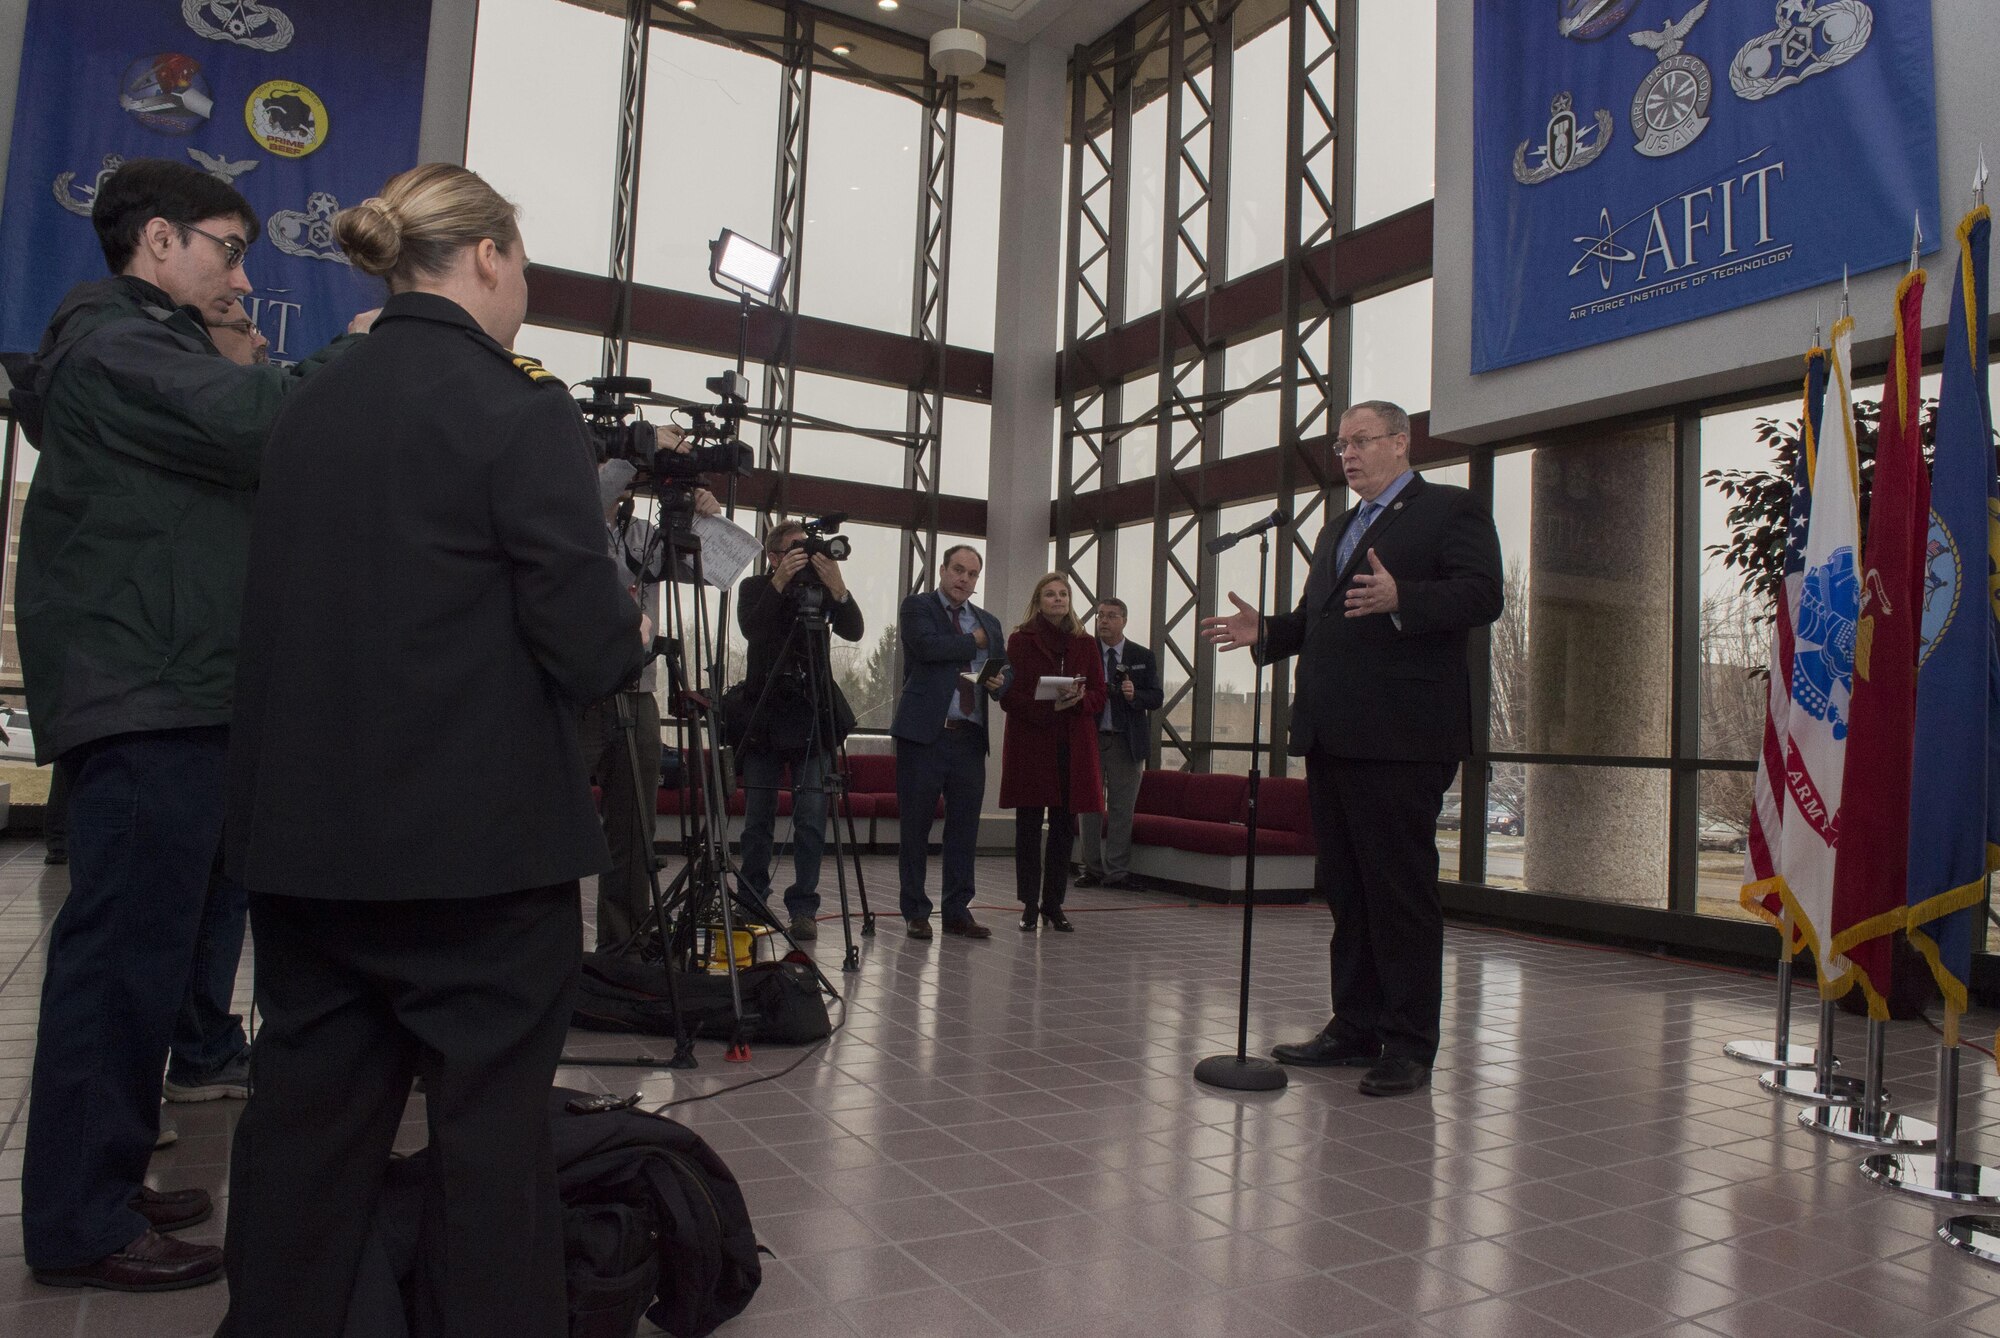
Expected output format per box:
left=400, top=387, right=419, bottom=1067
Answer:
left=734, top=522, right=863, bottom=940
left=579, top=458, right=719, bottom=957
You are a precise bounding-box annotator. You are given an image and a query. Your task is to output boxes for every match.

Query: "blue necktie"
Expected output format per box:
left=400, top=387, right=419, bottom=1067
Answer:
left=1335, top=500, right=1381, bottom=575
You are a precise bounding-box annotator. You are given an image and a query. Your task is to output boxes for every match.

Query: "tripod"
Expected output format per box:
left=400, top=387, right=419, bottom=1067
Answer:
left=735, top=579, right=876, bottom=973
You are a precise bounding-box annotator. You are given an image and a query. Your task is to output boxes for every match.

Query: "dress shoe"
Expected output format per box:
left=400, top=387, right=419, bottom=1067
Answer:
left=1073, top=870, right=1104, bottom=888
left=1270, top=1030, right=1382, bottom=1068
left=905, top=918, right=933, bottom=940
left=1041, top=908, right=1074, bottom=932
left=32, top=1229, right=223, bottom=1292
left=1099, top=874, right=1132, bottom=890
left=130, top=1185, right=212, bottom=1233
left=789, top=915, right=818, bottom=942
left=1019, top=906, right=1038, bottom=931
left=1358, top=1055, right=1432, bottom=1097
left=942, top=917, right=991, bottom=939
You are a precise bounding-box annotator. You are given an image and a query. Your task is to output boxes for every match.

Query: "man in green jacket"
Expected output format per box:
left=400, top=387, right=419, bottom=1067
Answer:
left=14, top=159, right=364, bottom=1293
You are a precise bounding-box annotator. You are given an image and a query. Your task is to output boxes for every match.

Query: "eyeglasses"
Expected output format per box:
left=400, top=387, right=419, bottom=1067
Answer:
left=207, top=318, right=256, bottom=336
left=1333, top=431, right=1399, bottom=456
left=182, top=223, right=246, bottom=270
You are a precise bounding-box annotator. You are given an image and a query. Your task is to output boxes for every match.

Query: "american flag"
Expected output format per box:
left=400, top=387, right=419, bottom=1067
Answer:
left=1740, top=347, right=1825, bottom=939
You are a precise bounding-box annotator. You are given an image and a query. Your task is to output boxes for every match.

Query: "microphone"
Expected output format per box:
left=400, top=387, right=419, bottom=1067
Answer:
left=1205, top=507, right=1288, bottom=555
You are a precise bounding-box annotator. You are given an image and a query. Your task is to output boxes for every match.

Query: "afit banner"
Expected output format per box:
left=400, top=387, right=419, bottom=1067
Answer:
left=0, top=1, right=432, bottom=362
left=1472, top=1, right=1939, bottom=373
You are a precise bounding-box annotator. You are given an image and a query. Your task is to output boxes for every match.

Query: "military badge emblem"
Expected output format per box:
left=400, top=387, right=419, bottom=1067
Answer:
left=1629, top=0, right=1712, bottom=158
left=1730, top=1, right=1873, bottom=102
left=1918, top=512, right=1961, bottom=668
left=119, top=53, right=212, bottom=136
left=188, top=148, right=258, bottom=185
left=52, top=154, right=125, bottom=218
left=246, top=80, right=328, bottom=158
left=183, top=1, right=294, bottom=53
left=1514, top=92, right=1612, bottom=185
left=267, top=192, right=350, bottom=265
left=1558, top=0, right=1642, bottom=41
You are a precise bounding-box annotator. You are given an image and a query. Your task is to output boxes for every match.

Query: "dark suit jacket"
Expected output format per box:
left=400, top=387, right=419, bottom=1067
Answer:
left=1259, top=474, right=1503, bottom=762
left=225, top=293, right=645, bottom=901
left=1094, top=638, right=1163, bottom=764
left=890, top=591, right=1010, bottom=752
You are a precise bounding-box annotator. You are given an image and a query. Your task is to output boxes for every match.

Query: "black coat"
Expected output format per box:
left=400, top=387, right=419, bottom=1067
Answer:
left=732, top=574, right=864, bottom=756
left=225, top=292, right=646, bottom=901
left=1095, top=638, right=1164, bottom=764
left=1259, top=475, right=1503, bottom=762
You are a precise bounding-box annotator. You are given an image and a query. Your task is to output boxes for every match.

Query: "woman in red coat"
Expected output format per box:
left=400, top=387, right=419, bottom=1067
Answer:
left=999, top=573, right=1106, bottom=932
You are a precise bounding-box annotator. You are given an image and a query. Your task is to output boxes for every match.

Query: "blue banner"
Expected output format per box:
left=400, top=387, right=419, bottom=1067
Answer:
left=0, top=1, right=431, bottom=363
left=1472, top=1, right=1939, bottom=373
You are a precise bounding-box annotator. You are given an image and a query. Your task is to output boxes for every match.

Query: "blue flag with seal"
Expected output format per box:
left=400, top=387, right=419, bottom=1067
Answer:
left=1472, top=1, right=1939, bottom=372
left=1905, top=204, right=1999, bottom=1021
left=0, top=0, right=431, bottom=363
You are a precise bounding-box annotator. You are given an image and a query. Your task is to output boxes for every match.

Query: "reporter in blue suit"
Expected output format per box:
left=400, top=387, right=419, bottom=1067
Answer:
left=891, top=545, right=1011, bottom=939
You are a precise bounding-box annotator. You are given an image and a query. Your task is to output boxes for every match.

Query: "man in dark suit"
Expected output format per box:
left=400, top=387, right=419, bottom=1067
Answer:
left=1076, top=597, right=1163, bottom=889
left=891, top=545, right=1010, bottom=939
left=1202, top=400, right=1502, bottom=1097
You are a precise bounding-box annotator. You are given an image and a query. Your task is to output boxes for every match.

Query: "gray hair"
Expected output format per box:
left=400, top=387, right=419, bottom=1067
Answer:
left=1345, top=400, right=1411, bottom=438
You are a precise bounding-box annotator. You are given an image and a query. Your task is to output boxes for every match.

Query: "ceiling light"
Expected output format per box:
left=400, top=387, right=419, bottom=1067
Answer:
left=930, top=0, right=986, bottom=79
left=877, top=1, right=898, bottom=10
left=675, top=0, right=697, bottom=9
left=831, top=42, right=854, bottom=55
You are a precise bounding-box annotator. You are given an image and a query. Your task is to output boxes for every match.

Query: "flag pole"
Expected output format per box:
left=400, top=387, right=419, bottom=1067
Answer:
left=1862, top=1005, right=2000, bottom=1203
left=1799, top=1012, right=1936, bottom=1147
left=1761, top=993, right=1880, bottom=1106
left=1723, top=931, right=1816, bottom=1068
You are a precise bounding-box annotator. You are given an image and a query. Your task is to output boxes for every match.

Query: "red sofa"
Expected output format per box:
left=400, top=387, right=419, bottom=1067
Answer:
left=1126, top=770, right=1316, bottom=901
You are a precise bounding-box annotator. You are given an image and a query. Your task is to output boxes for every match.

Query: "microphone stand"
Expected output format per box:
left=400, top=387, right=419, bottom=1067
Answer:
left=1194, top=524, right=1288, bottom=1093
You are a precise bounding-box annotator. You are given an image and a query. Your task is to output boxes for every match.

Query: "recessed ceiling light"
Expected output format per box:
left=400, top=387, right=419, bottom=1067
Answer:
left=877, top=0, right=899, bottom=10
left=676, top=0, right=697, bottom=9
left=832, top=42, right=854, bottom=55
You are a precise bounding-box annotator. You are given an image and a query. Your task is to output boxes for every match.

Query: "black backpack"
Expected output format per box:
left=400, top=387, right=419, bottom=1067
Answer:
left=572, top=951, right=832, bottom=1044
left=342, top=1089, right=763, bottom=1338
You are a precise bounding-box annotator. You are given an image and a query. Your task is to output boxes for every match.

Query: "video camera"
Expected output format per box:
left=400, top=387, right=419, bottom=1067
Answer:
left=575, top=373, right=756, bottom=482
left=797, top=514, right=851, bottom=564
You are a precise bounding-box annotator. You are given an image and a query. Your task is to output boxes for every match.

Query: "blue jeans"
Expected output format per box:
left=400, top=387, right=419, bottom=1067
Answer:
left=168, top=862, right=251, bottom=1080
left=23, top=727, right=242, bottom=1267
left=737, top=748, right=830, bottom=919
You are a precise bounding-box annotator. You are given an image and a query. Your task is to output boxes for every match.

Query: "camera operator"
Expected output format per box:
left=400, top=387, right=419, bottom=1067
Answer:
left=733, top=521, right=863, bottom=940
left=578, top=456, right=720, bottom=958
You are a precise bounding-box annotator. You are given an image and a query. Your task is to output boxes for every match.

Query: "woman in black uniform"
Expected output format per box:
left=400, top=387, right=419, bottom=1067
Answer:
left=216, top=163, right=648, bottom=1338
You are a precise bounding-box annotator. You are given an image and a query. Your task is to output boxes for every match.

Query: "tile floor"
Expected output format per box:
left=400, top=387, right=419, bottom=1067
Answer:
left=3, top=839, right=2000, bottom=1336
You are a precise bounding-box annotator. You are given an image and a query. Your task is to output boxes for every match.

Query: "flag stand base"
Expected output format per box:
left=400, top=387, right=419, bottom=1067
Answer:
left=1940, top=1216, right=2000, bottom=1268
left=1797, top=1105, right=1936, bottom=1148
left=1761, top=1068, right=1886, bottom=1105
left=1724, top=1040, right=1819, bottom=1069
left=1863, top=1154, right=2000, bottom=1205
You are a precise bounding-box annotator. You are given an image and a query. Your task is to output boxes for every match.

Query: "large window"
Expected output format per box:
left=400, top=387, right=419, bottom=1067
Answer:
left=797, top=74, right=921, bottom=336
left=466, top=0, right=623, bottom=275
left=1351, top=0, right=1436, bottom=228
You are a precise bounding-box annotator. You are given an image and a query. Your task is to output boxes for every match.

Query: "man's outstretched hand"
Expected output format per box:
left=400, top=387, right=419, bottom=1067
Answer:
left=1199, top=592, right=1261, bottom=652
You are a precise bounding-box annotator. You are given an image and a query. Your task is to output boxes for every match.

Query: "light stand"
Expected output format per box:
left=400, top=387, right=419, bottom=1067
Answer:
left=1194, top=526, right=1287, bottom=1093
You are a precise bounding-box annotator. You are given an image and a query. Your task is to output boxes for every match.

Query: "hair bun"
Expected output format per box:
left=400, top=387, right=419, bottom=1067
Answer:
left=333, top=197, right=402, bottom=276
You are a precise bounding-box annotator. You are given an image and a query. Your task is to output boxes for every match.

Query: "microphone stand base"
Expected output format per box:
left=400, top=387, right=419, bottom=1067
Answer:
left=1194, top=1054, right=1289, bottom=1092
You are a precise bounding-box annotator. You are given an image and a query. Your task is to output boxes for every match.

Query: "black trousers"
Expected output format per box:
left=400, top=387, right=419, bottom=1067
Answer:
left=1014, top=736, right=1074, bottom=910
left=217, top=883, right=581, bottom=1338
left=896, top=728, right=986, bottom=923
left=1306, top=753, right=1456, bottom=1066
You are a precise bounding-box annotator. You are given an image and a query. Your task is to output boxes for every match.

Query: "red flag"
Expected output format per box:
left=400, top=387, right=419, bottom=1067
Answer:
left=1827, top=270, right=1929, bottom=1014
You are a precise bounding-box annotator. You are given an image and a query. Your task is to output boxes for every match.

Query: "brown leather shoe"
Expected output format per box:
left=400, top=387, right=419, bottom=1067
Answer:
left=942, top=917, right=992, bottom=940
left=130, top=1184, right=213, bottom=1233
left=32, top=1229, right=224, bottom=1292
left=905, top=918, right=933, bottom=940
